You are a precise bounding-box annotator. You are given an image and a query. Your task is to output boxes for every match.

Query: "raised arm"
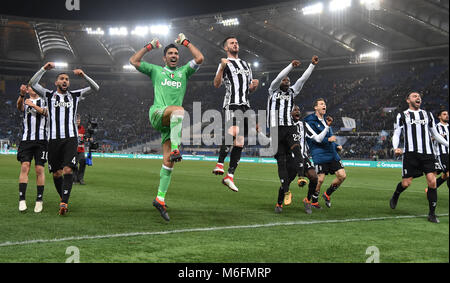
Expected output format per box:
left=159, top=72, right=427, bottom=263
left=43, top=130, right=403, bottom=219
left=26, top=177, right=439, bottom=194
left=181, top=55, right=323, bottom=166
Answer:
left=129, top=39, right=162, bottom=69
left=175, top=33, right=204, bottom=65
left=214, top=59, right=228, bottom=88
left=269, top=60, right=299, bottom=92
left=16, top=84, right=27, bottom=112
left=73, top=69, right=100, bottom=97
left=291, top=56, right=318, bottom=96
left=29, top=62, right=54, bottom=96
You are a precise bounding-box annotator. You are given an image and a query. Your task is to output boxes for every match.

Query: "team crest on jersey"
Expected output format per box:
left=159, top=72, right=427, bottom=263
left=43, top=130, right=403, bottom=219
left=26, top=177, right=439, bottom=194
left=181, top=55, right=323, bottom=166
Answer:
left=170, top=73, right=175, bottom=79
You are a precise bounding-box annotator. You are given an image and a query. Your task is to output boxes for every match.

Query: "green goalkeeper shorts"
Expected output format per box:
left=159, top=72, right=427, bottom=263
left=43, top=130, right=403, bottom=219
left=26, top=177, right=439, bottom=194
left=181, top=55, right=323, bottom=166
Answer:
left=149, top=105, right=171, bottom=145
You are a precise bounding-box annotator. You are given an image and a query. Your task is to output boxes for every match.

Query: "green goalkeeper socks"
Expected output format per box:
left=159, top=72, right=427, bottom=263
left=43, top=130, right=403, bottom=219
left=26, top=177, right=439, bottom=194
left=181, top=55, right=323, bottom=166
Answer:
left=157, top=165, right=173, bottom=201
left=170, top=114, right=184, bottom=151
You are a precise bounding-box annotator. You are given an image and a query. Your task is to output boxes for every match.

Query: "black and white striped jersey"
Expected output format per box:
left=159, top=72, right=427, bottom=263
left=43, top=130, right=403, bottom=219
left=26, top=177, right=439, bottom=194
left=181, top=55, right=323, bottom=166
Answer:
left=434, top=122, right=449, bottom=155
left=394, top=109, right=436, bottom=155
left=267, top=88, right=296, bottom=127
left=32, top=87, right=90, bottom=140
left=267, top=63, right=315, bottom=128
left=217, top=58, right=253, bottom=108
left=21, top=97, right=48, bottom=141
left=294, top=120, right=315, bottom=158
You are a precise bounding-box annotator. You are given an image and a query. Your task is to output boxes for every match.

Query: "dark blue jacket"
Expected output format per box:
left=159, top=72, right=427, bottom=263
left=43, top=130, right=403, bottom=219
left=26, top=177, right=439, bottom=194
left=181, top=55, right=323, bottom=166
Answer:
left=304, top=113, right=341, bottom=164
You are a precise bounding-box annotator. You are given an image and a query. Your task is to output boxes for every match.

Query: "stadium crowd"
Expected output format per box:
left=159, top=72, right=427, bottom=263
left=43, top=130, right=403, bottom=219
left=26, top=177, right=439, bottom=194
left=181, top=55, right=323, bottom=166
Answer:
left=1, top=59, right=448, bottom=160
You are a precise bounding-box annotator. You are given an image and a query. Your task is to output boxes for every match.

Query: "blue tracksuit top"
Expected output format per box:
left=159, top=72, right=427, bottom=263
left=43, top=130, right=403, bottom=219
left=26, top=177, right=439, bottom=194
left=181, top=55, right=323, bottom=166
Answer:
left=304, top=113, right=341, bottom=164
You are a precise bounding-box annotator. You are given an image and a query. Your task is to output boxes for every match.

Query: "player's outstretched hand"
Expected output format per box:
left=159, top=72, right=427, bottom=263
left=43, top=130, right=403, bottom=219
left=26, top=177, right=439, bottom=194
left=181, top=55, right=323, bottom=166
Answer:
left=312, top=55, right=319, bottom=65
left=145, top=39, right=162, bottom=51
left=291, top=60, right=301, bottom=68
left=73, top=69, right=85, bottom=77
left=175, top=33, right=190, bottom=47
left=44, top=62, right=55, bottom=70
left=20, top=84, right=28, bottom=96
left=337, top=145, right=343, bottom=152
left=394, top=148, right=403, bottom=156
left=326, top=115, right=333, bottom=126
left=251, top=79, right=259, bottom=89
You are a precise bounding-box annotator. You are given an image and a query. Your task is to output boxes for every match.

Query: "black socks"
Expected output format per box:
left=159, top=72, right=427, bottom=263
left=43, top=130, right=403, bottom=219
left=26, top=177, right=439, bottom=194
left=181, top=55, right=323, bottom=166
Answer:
left=61, top=174, right=73, bottom=204
left=228, top=146, right=243, bottom=175
left=19, top=183, right=27, bottom=201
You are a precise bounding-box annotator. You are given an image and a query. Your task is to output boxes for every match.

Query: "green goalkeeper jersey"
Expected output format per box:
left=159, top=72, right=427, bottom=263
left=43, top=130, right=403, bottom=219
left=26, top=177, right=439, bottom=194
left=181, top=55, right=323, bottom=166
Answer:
left=138, top=60, right=199, bottom=107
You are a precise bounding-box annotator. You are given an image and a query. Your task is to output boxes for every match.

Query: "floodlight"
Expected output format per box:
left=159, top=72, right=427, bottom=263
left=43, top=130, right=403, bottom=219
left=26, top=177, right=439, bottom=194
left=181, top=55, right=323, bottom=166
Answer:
left=359, top=50, right=381, bottom=60
left=329, top=0, right=352, bottom=12
left=220, top=18, right=239, bottom=26
left=150, top=25, right=170, bottom=35
left=131, top=26, right=149, bottom=37
left=86, top=27, right=105, bottom=35
left=123, top=64, right=136, bottom=71
left=302, top=3, right=324, bottom=15
left=109, top=27, right=128, bottom=36
left=54, top=62, right=68, bottom=68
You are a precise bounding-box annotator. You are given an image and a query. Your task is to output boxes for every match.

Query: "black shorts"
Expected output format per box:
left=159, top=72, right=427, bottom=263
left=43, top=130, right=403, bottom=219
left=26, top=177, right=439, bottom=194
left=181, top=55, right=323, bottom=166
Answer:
left=286, top=154, right=314, bottom=182
left=17, top=140, right=48, bottom=166
left=222, top=105, right=253, bottom=144
left=436, top=154, right=449, bottom=174
left=315, top=160, right=344, bottom=175
left=48, top=137, right=78, bottom=173
left=402, top=152, right=438, bottom=178
left=273, top=126, right=299, bottom=159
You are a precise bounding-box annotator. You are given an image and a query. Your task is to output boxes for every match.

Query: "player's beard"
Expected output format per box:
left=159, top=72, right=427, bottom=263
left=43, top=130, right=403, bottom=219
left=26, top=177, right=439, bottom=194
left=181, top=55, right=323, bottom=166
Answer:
left=411, top=100, right=421, bottom=110
left=280, top=84, right=289, bottom=92
left=58, top=85, right=68, bottom=93
left=229, top=49, right=238, bottom=57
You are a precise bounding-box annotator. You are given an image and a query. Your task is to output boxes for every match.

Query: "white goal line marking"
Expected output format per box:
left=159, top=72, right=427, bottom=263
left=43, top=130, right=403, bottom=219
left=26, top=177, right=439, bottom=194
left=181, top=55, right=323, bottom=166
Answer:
left=0, top=213, right=448, bottom=248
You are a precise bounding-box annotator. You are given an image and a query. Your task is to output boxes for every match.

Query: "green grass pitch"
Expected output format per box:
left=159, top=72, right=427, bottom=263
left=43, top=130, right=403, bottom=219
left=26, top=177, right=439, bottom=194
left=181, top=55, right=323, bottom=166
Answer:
left=0, top=154, right=448, bottom=263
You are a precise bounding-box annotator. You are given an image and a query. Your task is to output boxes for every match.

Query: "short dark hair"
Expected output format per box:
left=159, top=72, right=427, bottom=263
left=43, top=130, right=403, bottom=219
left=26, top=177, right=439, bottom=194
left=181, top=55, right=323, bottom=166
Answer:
left=56, top=72, right=69, bottom=80
left=222, top=36, right=237, bottom=48
left=164, top=44, right=178, bottom=56
left=313, top=98, right=326, bottom=108
left=406, top=91, right=422, bottom=99
left=437, top=109, right=448, bottom=117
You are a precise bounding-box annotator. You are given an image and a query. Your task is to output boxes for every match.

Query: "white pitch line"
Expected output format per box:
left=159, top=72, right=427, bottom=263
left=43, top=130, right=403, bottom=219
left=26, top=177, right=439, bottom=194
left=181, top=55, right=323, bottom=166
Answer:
left=0, top=214, right=447, bottom=248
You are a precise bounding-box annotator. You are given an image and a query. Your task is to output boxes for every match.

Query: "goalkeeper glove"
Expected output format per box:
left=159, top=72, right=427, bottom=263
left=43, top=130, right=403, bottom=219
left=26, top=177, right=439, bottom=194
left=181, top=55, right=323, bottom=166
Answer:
left=145, top=39, right=162, bottom=51
left=175, top=33, right=190, bottom=47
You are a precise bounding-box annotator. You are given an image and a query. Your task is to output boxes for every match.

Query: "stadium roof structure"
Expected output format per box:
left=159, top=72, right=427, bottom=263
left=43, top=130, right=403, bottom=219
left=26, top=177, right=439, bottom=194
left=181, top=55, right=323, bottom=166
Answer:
left=0, top=0, right=448, bottom=80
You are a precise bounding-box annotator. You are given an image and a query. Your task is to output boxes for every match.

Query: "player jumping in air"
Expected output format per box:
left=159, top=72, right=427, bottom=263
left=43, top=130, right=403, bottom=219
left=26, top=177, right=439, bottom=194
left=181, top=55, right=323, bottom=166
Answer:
left=130, top=33, right=204, bottom=221
left=267, top=57, right=318, bottom=210
left=212, top=36, right=259, bottom=192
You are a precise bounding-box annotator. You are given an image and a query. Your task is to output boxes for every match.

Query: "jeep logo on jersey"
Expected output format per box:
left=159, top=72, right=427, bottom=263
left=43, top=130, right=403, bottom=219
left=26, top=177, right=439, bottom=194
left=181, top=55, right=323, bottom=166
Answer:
left=410, top=118, right=427, bottom=125
left=233, top=69, right=250, bottom=76
left=54, top=101, right=73, bottom=108
left=161, top=78, right=182, bottom=88
left=274, top=93, right=291, bottom=100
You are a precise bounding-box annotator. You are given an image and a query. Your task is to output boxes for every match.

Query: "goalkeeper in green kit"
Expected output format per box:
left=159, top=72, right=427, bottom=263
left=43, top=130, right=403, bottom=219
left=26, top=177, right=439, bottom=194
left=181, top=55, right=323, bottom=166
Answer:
left=130, top=33, right=204, bottom=221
